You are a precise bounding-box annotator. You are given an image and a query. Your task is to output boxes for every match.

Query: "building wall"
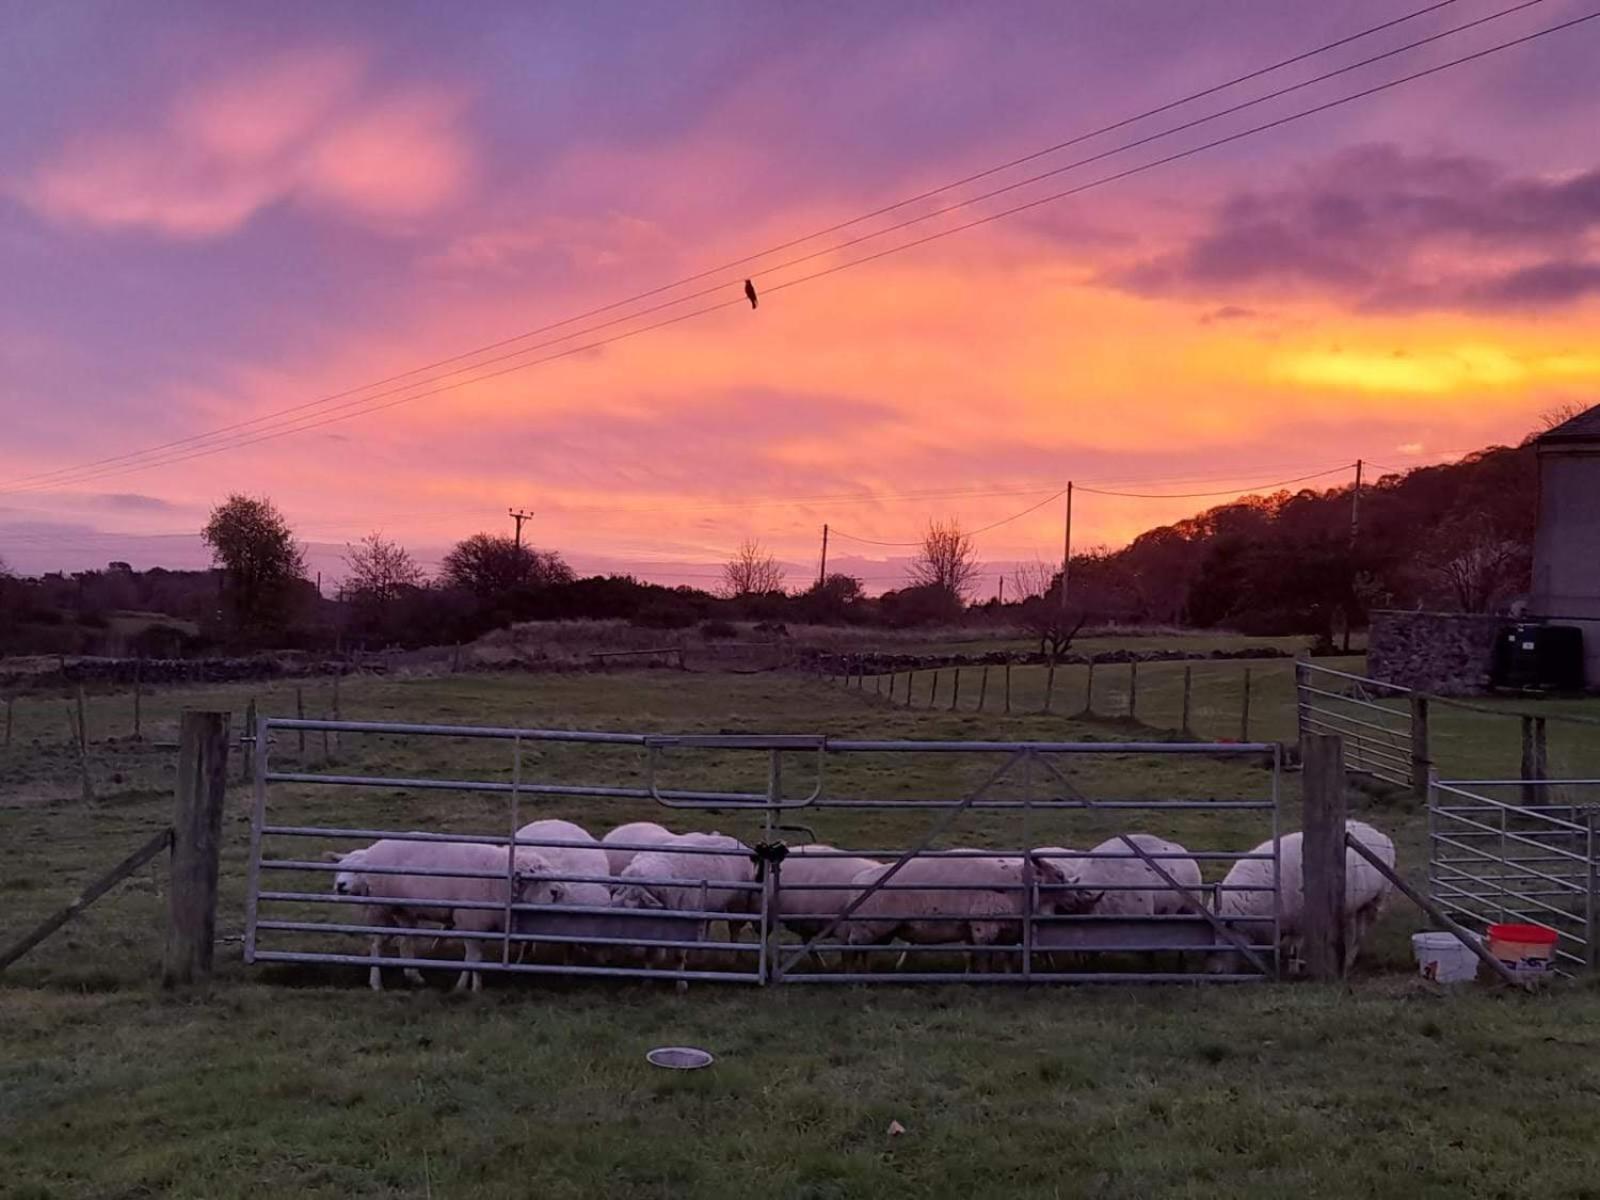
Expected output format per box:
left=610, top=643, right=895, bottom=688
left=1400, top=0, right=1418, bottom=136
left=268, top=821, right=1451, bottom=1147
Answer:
left=1529, top=444, right=1600, bottom=686
left=1367, top=611, right=1505, bottom=694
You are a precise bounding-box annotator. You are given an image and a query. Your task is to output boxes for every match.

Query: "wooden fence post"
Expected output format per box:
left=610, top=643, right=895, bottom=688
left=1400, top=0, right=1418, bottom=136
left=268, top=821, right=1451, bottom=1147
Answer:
left=163, top=710, right=230, bottom=988
left=133, top=656, right=143, bottom=741
left=331, top=669, right=342, bottom=760
left=1128, top=661, right=1139, bottom=722
left=930, top=671, right=940, bottom=709
left=3, top=695, right=12, bottom=748
left=243, top=698, right=257, bottom=784
left=977, top=666, right=989, bottom=713
left=1240, top=667, right=1253, bottom=742
left=76, top=685, right=89, bottom=751
left=1520, top=714, right=1548, bottom=807
left=1084, top=661, right=1096, bottom=716
left=1043, top=659, right=1056, bottom=715
left=295, top=687, right=306, bottom=757
left=1410, top=696, right=1431, bottom=804
left=1004, top=663, right=1011, bottom=714
left=64, top=701, right=94, bottom=804
left=1181, top=666, right=1193, bottom=734
left=1301, top=732, right=1348, bottom=982
left=949, top=668, right=960, bottom=712
left=906, top=670, right=916, bottom=707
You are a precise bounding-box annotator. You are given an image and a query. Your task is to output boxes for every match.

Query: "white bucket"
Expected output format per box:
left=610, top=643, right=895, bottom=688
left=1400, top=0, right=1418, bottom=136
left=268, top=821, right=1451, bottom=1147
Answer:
left=1412, top=931, right=1480, bottom=983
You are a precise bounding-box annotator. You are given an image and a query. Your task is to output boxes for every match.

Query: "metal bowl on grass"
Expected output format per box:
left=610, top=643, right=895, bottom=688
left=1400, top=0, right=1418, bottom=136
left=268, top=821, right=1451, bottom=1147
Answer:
left=647, top=1046, right=714, bottom=1070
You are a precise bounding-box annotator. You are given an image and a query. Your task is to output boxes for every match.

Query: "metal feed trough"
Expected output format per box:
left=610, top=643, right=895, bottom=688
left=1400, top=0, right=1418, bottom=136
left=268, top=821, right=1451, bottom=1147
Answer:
left=1428, top=778, right=1600, bottom=976
left=244, top=718, right=1285, bottom=985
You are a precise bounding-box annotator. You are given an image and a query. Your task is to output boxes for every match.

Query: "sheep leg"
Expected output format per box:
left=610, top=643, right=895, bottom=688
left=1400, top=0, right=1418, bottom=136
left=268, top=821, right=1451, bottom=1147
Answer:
left=401, top=933, right=427, bottom=986
left=368, top=934, right=385, bottom=991
left=454, top=939, right=483, bottom=992
left=1343, top=901, right=1382, bottom=972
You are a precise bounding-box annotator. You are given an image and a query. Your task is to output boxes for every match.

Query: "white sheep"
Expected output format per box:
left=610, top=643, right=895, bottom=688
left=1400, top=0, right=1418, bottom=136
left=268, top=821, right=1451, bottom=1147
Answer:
left=1212, top=819, right=1396, bottom=974
left=843, top=852, right=1096, bottom=973
left=601, top=821, right=678, bottom=878
left=328, top=838, right=560, bottom=991
left=513, top=819, right=614, bottom=964
left=609, top=832, right=756, bottom=969
left=1071, top=834, right=1206, bottom=916
left=772, top=844, right=886, bottom=944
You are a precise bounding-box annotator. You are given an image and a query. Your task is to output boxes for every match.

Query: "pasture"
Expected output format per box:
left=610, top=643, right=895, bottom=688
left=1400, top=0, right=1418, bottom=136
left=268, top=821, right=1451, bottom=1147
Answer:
left=5, top=665, right=1600, bottom=1198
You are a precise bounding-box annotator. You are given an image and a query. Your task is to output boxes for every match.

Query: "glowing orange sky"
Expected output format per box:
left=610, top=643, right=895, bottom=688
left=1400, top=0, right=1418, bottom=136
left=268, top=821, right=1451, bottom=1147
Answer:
left=3, top=2, right=1598, bottom=589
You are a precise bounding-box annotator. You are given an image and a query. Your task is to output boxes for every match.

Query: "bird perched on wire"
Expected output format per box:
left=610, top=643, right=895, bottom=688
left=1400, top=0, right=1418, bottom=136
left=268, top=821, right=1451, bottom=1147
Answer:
left=744, top=279, right=758, bottom=309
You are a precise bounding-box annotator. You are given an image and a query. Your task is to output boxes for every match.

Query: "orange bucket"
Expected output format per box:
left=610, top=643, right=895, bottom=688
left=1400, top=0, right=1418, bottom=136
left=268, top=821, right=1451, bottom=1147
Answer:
left=1486, top=922, right=1559, bottom=977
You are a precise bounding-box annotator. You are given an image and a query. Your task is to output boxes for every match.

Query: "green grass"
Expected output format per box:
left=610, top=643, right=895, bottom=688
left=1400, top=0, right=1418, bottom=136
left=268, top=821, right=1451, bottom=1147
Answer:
left=7, top=982, right=1600, bottom=1199
left=6, top=667, right=1600, bottom=1197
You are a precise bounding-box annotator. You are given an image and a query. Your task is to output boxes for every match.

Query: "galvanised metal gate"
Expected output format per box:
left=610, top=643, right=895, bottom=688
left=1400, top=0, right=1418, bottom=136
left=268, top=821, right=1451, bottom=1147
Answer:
left=244, top=718, right=1284, bottom=986
left=1428, top=778, right=1600, bottom=976
left=1295, top=662, right=1414, bottom=788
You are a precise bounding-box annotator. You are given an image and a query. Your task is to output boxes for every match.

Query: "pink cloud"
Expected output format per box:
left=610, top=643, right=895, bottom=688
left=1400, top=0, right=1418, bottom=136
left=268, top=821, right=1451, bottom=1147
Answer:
left=15, top=47, right=474, bottom=237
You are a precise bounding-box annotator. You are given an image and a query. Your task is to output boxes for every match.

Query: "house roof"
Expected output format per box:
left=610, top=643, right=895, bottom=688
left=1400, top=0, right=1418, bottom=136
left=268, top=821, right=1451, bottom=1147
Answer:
left=1536, top=403, right=1600, bottom=445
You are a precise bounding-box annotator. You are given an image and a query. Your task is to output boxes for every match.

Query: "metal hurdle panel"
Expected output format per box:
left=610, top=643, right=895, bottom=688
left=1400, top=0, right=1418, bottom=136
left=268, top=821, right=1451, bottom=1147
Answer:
left=243, top=720, right=1284, bottom=986
left=1429, top=777, right=1600, bottom=976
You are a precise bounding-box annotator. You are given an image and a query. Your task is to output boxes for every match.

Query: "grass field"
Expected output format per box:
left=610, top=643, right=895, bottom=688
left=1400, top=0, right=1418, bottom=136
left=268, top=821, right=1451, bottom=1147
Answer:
left=867, top=655, right=1600, bottom=781
left=6, top=667, right=1600, bottom=1197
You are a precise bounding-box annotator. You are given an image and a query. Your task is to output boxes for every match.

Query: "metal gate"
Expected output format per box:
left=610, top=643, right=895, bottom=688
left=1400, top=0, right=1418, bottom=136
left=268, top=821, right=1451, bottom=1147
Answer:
left=1295, top=662, right=1414, bottom=787
left=244, top=718, right=1284, bottom=986
left=1428, top=777, right=1600, bottom=976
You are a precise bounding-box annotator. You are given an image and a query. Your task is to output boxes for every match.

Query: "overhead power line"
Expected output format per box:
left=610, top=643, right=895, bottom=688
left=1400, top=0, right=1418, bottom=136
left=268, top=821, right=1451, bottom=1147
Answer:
left=1077, top=463, right=1356, bottom=499
left=827, top=464, right=1357, bottom=547
left=1, top=1, right=1566, bottom=495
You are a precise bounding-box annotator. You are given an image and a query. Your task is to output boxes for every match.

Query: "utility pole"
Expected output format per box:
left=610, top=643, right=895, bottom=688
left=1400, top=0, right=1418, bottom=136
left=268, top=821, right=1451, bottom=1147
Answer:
left=1349, top=460, right=1363, bottom=544
left=1344, top=460, right=1363, bottom=654
left=509, top=508, right=535, bottom=548
left=818, top=524, right=829, bottom=587
left=1059, top=482, right=1074, bottom=615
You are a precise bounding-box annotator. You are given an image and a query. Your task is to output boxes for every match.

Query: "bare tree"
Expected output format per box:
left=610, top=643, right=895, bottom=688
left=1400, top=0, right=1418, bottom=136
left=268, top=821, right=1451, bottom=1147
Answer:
left=344, top=533, right=424, bottom=628
left=908, top=519, right=981, bottom=601
left=1009, top=559, right=1057, bottom=603
left=1435, top=537, right=1526, bottom=613
left=721, top=537, right=786, bottom=597
left=1539, top=401, right=1588, bottom=431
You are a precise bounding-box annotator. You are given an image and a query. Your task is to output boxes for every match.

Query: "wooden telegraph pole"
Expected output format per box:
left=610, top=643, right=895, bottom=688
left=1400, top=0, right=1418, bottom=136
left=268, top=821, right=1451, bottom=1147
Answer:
left=509, top=508, right=535, bottom=547
left=1059, top=482, right=1073, bottom=617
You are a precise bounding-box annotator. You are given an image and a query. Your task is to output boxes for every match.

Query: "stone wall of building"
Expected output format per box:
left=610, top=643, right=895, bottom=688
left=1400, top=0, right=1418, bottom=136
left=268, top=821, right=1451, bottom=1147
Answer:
left=1366, top=610, right=1506, bottom=695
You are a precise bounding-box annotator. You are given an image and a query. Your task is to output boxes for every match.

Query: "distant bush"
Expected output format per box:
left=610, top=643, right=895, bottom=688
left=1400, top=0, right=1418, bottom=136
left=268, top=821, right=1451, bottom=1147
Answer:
left=634, top=598, right=699, bottom=630
left=699, top=619, right=739, bottom=639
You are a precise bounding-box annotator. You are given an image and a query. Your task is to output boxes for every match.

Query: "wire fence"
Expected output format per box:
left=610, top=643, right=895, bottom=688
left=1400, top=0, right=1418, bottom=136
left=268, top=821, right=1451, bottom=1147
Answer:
left=820, top=656, right=1286, bottom=744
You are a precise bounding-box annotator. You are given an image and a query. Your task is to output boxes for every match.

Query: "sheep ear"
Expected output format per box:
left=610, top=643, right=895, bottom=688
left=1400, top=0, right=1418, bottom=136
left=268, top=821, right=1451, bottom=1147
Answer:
left=322, top=851, right=345, bottom=863
left=550, top=883, right=567, bottom=902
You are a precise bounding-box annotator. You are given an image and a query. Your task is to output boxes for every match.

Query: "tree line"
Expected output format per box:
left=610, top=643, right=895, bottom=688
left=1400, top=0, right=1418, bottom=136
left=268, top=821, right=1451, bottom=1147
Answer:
left=0, top=421, right=1552, bottom=656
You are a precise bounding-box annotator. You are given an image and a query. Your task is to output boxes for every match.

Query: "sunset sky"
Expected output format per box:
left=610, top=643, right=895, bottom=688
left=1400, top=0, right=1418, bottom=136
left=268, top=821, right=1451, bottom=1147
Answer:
left=2, top=0, right=1598, bottom=592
